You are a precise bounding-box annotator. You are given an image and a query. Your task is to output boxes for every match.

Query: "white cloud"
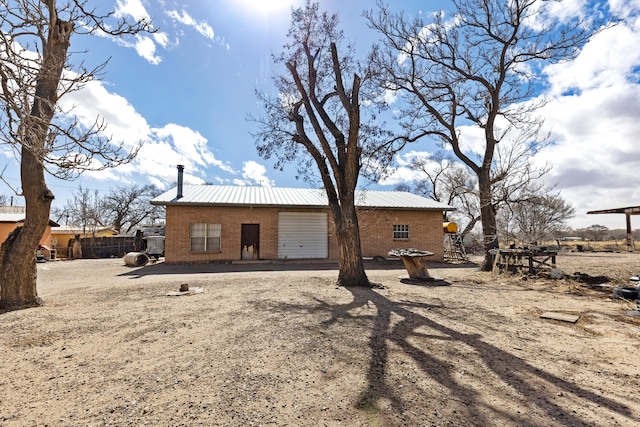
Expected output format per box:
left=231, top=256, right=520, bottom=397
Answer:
left=55, top=79, right=238, bottom=192
left=152, top=124, right=234, bottom=173
left=529, top=7, right=640, bottom=228
left=122, top=138, right=208, bottom=187
left=81, top=161, right=130, bottom=183
left=609, top=0, right=640, bottom=18
left=233, top=161, right=275, bottom=187
left=98, top=2, right=226, bottom=62
left=165, top=9, right=215, bottom=39
left=58, top=79, right=150, bottom=147
left=378, top=166, right=422, bottom=187
left=93, top=31, right=162, bottom=65
left=95, top=0, right=165, bottom=64
left=114, top=0, right=151, bottom=22
left=378, top=151, right=434, bottom=187
left=133, top=35, right=162, bottom=65
left=523, top=0, right=587, bottom=31
left=544, top=15, right=640, bottom=96
left=153, top=32, right=170, bottom=49
left=533, top=83, right=640, bottom=228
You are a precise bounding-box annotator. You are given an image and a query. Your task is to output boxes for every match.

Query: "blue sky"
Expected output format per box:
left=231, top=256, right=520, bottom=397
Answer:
left=1, top=0, right=640, bottom=229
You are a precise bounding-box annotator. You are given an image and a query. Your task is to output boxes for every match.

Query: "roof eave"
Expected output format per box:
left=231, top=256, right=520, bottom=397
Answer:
left=153, top=201, right=455, bottom=211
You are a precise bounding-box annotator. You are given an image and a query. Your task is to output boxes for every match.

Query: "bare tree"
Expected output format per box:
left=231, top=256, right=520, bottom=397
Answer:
left=499, top=192, right=575, bottom=244
left=53, top=185, right=105, bottom=235
left=409, top=152, right=457, bottom=204
left=402, top=142, right=552, bottom=241
left=398, top=152, right=481, bottom=237
left=53, top=184, right=164, bottom=235
left=103, top=184, right=164, bottom=234
left=365, top=0, right=608, bottom=270
left=0, top=1, right=152, bottom=309
left=585, top=224, right=609, bottom=242
left=251, top=1, right=393, bottom=286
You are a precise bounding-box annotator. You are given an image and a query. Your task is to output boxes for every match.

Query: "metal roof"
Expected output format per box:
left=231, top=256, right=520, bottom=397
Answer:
left=587, top=205, right=640, bottom=215
left=151, top=185, right=455, bottom=211
left=0, top=213, right=26, bottom=223
left=0, top=213, right=60, bottom=226
left=50, top=225, right=116, bottom=234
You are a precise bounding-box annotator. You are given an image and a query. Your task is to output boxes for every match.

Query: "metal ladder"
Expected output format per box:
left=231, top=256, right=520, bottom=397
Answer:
left=444, top=232, right=468, bottom=261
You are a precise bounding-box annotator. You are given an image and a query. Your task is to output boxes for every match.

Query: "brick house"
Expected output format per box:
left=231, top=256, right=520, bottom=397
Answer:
left=152, top=177, right=454, bottom=264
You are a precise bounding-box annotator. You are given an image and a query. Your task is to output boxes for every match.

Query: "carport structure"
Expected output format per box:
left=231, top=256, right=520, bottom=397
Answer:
left=587, top=205, right=640, bottom=252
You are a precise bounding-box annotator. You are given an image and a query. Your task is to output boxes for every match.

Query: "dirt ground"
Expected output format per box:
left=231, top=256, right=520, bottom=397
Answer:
left=1, top=252, right=640, bottom=426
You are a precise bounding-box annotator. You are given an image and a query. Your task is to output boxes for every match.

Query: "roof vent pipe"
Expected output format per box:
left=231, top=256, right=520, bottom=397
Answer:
left=177, top=165, right=184, bottom=199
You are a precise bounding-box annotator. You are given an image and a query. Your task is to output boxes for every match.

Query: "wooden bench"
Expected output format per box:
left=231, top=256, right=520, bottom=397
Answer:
left=491, top=249, right=557, bottom=274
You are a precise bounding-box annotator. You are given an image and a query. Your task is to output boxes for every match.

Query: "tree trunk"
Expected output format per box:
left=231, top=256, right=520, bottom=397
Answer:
left=460, top=215, right=480, bottom=239
left=0, top=225, right=40, bottom=308
left=478, top=168, right=499, bottom=271
left=0, top=144, right=53, bottom=308
left=0, top=18, right=72, bottom=309
left=333, top=203, right=369, bottom=286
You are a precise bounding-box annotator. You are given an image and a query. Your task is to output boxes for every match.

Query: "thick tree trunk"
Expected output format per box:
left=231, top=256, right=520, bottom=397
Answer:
left=0, top=225, right=40, bottom=308
left=0, top=145, right=53, bottom=308
left=333, top=203, right=369, bottom=287
left=478, top=168, right=499, bottom=271
left=0, top=18, right=72, bottom=309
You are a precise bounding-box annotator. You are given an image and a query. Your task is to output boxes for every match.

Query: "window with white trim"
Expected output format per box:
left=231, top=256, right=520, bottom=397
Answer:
left=190, top=223, right=222, bottom=252
left=393, top=224, right=409, bottom=239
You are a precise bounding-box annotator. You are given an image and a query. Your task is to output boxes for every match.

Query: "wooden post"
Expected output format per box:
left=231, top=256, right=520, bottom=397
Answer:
left=626, top=212, right=634, bottom=253
left=400, top=256, right=433, bottom=280
left=72, top=234, right=82, bottom=259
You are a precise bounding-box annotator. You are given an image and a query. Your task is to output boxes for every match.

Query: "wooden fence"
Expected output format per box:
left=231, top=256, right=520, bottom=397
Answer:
left=77, top=236, right=140, bottom=259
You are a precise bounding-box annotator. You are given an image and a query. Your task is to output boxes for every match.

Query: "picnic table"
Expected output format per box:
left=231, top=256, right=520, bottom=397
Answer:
left=490, top=248, right=557, bottom=274
left=388, top=248, right=436, bottom=281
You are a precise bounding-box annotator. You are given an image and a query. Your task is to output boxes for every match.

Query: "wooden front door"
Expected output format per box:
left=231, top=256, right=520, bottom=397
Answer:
left=241, top=224, right=260, bottom=260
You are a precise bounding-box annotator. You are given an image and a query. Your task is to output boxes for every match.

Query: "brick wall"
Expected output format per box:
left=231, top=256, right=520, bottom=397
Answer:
left=357, top=209, right=445, bottom=260
left=164, top=205, right=444, bottom=263
left=165, top=205, right=280, bottom=263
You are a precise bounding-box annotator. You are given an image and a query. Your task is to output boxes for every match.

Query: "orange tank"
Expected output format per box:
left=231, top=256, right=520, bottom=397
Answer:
left=443, top=222, right=458, bottom=233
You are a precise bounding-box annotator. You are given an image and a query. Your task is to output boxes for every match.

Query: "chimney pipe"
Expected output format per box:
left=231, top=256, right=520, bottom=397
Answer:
left=177, top=165, right=184, bottom=199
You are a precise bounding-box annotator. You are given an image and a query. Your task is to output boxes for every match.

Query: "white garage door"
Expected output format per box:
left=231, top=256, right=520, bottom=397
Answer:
left=278, top=212, right=328, bottom=259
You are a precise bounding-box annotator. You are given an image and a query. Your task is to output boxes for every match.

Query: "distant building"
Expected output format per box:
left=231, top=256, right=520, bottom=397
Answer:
left=0, top=206, right=59, bottom=259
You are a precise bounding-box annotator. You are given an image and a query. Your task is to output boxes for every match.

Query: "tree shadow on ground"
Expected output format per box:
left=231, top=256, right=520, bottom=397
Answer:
left=117, top=259, right=478, bottom=278
left=349, top=286, right=633, bottom=424
left=255, top=285, right=634, bottom=425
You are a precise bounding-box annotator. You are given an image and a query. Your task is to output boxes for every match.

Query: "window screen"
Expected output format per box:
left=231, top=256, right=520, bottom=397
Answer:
left=190, top=223, right=222, bottom=252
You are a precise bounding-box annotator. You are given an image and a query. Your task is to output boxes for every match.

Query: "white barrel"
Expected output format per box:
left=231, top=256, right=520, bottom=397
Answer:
left=123, top=252, right=149, bottom=267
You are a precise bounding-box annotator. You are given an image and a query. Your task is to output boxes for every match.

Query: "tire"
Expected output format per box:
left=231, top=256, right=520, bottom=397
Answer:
left=613, top=287, right=639, bottom=301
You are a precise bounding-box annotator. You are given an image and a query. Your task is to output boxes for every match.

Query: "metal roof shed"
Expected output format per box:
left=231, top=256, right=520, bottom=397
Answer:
left=587, top=205, right=640, bottom=252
